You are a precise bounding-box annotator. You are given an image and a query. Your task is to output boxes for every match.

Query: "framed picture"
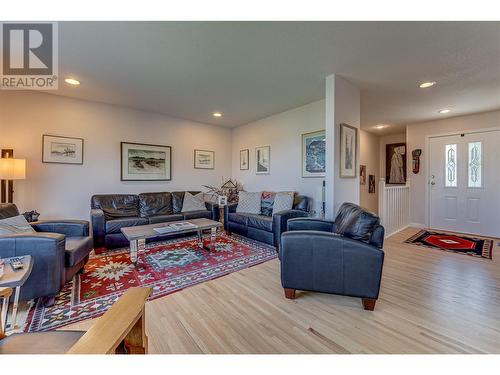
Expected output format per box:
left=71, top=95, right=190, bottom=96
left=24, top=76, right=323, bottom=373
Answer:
left=255, top=145, right=270, bottom=174
left=302, top=130, right=326, bottom=178
left=339, top=123, right=357, bottom=178
left=42, top=135, right=84, bottom=164
left=386, top=142, right=407, bottom=184
left=194, top=149, right=215, bottom=169
left=121, top=142, right=171, bottom=181
left=369, top=174, right=376, bottom=193
left=240, top=149, right=249, bottom=170
left=360, top=165, right=366, bottom=185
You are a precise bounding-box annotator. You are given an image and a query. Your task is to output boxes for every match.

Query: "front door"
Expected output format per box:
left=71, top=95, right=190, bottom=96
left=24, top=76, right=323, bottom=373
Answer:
left=429, top=130, right=500, bottom=237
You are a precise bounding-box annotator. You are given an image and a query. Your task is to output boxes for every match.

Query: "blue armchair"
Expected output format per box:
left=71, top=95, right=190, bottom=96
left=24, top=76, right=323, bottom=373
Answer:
left=280, top=203, right=385, bottom=310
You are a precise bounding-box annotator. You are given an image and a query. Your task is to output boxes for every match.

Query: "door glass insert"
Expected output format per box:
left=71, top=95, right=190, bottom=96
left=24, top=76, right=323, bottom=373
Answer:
left=468, top=141, right=482, bottom=188
left=445, top=144, right=457, bottom=187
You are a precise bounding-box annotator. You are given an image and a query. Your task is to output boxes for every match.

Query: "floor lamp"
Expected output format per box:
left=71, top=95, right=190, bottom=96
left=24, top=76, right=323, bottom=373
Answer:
left=0, top=158, right=26, bottom=204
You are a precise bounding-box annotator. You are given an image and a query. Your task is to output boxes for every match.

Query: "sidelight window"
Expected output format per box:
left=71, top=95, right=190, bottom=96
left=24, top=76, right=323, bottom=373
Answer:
left=468, top=141, right=482, bottom=188
left=445, top=144, right=457, bottom=187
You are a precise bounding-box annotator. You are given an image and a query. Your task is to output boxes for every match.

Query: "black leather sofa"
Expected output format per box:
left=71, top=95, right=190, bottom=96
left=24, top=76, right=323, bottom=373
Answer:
left=280, top=202, right=385, bottom=310
left=224, top=195, right=310, bottom=248
left=91, top=191, right=219, bottom=249
left=0, top=203, right=92, bottom=303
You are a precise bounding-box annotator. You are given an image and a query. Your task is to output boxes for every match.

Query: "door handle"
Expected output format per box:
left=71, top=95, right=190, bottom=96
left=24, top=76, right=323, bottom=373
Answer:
left=430, top=181, right=436, bottom=186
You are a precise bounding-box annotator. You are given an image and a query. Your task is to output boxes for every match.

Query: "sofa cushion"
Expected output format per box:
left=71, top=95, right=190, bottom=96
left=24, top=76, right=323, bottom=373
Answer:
left=105, top=217, right=149, bottom=234
left=91, top=195, right=139, bottom=220
left=0, top=203, right=20, bottom=219
left=246, top=214, right=273, bottom=232
left=65, top=236, right=93, bottom=267
left=182, top=192, right=207, bottom=212
left=183, top=210, right=211, bottom=220
left=334, top=202, right=380, bottom=242
left=172, top=191, right=201, bottom=213
left=148, top=214, right=184, bottom=224
left=0, top=214, right=36, bottom=235
left=236, top=191, right=261, bottom=214
left=272, top=192, right=294, bottom=215
left=138, top=192, right=173, bottom=218
left=260, top=191, right=276, bottom=216
left=227, top=212, right=248, bottom=226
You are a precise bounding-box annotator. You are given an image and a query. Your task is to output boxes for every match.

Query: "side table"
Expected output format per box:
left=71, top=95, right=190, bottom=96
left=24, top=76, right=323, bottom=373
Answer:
left=218, top=204, right=226, bottom=229
left=0, top=255, right=34, bottom=332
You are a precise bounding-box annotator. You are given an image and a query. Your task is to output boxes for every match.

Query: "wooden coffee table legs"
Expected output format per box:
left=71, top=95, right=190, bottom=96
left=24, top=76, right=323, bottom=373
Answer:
left=198, top=227, right=218, bottom=252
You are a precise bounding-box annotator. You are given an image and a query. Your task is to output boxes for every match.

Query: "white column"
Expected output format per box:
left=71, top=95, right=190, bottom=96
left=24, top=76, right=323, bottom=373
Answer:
left=324, top=74, right=361, bottom=220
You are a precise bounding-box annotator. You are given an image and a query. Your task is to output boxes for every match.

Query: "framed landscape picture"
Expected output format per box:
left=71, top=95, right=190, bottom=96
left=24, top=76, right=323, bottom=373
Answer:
left=194, top=149, right=215, bottom=169
left=121, top=142, right=171, bottom=181
left=302, top=130, right=325, bottom=178
left=339, top=123, right=357, bottom=178
left=240, top=149, right=249, bottom=170
left=42, top=135, right=84, bottom=164
left=255, top=145, right=270, bottom=174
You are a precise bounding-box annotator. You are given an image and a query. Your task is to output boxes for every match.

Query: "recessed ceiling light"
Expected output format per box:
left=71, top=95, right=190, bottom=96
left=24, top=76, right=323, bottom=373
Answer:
left=64, top=78, right=80, bottom=86
left=419, top=81, right=436, bottom=88
left=438, top=108, right=451, bottom=114
left=374, top=124, right=388, bottom=129
left=212, top=112, right=222, bottom=117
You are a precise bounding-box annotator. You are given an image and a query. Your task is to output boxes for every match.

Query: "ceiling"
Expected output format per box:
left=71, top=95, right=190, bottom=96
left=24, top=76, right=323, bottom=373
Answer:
left=52, top=22, right=500, bottom=134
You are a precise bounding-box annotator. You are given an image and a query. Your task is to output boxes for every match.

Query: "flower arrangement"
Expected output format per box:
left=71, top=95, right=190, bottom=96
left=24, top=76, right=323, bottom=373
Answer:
left=203, top=178, right=244, bottom=203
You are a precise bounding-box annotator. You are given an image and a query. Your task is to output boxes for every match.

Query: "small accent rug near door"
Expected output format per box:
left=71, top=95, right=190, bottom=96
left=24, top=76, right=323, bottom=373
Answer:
left=404, top=230, right=493, bottom=260
left=23, top=233, right=276, bottom=332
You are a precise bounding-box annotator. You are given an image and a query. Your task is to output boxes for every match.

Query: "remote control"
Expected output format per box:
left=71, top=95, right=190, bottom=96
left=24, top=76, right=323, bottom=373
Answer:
left=9, top=257, right=24, bottom=271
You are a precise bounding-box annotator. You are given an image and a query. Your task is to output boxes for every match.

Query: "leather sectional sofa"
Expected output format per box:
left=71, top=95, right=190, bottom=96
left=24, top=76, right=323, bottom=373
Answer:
left=224, top=195, right=310, bottom=248
left=0, top=203, right=92, bottom=303
left=91, top=191, right=219, bottom=249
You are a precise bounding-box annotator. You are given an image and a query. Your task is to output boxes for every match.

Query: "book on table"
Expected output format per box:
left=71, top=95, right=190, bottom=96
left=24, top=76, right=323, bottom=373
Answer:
left=153, top=222, right=197, bottom=234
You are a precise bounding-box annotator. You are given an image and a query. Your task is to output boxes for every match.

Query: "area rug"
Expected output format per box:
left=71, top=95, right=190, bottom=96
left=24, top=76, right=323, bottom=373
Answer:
left=404, top=230, right=493, bottom=259
left=23, top=233, right=277, bottom=332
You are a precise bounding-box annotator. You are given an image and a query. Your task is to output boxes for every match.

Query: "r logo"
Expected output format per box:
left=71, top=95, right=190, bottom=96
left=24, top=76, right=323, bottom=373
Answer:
left=2, top=23, right=53, bottom=75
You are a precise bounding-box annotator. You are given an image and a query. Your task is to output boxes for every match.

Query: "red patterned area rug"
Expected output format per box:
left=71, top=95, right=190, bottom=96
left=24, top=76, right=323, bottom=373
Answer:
left=404, top=230, right=494, bottom=260
left=24, top=233, right=277, bottom=332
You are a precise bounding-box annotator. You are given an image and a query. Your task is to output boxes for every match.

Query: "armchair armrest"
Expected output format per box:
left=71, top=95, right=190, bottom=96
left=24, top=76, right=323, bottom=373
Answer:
left=31, top=220, right=89, bottom=237
left=204, top=201, right=220, bottom=221
left=369, top=225, right=385, bottom=249
left=287, top=217, right=336, bottom=233
left=0, top=233, right=66, bottom=299
left=272, top=209, right=309, bottom=248
left=223, top=203, right=238, bottom=230
left=280, top=231, right=385, bottom=299
left=90, top=209, right=106, bottom=248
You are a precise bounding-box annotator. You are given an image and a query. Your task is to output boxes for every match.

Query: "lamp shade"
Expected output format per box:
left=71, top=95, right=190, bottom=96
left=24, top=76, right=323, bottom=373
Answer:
left=0, top=158, right=26, bottom=180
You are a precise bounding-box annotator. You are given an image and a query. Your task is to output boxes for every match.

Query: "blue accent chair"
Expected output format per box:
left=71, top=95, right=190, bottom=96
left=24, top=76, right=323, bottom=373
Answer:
left=280, top=203, right=385, bottom=310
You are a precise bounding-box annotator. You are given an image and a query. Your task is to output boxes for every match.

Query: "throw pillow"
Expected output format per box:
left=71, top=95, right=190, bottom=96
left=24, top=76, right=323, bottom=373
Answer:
left=271, top=192, right=294, bottom=215
left=0, top=214, right=36, bottom=236
left=236, top=191, right=262, bottom=214
left=181, top=192, right=207, bottom=212
left=260, top=191, right=276, bottom=216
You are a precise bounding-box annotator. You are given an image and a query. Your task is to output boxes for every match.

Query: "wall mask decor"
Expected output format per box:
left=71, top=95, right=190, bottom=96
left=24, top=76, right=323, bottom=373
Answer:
left=412, top=149, right=422, bottom=174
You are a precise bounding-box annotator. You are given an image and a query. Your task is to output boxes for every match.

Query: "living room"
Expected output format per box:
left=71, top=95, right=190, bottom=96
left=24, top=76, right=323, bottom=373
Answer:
left=1, top=2, right=500, bottom=373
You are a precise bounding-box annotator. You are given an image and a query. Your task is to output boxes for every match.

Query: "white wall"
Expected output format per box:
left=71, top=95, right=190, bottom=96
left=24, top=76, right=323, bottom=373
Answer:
left=0, top=92, right=232, bottom=220
left=379, top=132, right=406, bottom=179
left=359, top=130, right=379, bottom=214
left=325, top=75, right=361, bottom=219
left=231, top=100, right=325, bottom=215
left=407, top=110, right=500, bottom=226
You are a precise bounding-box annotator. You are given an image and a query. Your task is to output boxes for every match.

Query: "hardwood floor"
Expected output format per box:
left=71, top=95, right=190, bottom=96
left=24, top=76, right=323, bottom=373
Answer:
left=64, top=227, right=500, bottom=354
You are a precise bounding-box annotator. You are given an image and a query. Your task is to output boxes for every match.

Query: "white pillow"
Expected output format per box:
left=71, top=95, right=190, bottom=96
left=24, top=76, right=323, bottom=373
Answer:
left=272, top=192, right=294, bottom=215
left=0, top=214, right=36, bottom=236
left=236, top=192, right=262, bottom=214
left=181, top=192, right=207, bottom=212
